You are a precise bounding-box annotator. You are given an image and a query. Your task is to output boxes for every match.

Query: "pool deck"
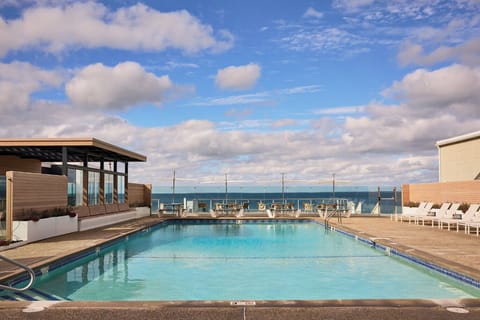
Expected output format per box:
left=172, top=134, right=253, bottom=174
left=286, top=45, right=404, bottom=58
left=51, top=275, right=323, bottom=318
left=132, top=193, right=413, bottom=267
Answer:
left=1, top=215, right=480, bottom=319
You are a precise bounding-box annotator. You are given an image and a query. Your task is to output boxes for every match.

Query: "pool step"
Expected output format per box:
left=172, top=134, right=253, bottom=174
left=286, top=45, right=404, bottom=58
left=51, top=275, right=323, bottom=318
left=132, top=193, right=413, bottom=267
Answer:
left=0, top=288, right=67, bottom=301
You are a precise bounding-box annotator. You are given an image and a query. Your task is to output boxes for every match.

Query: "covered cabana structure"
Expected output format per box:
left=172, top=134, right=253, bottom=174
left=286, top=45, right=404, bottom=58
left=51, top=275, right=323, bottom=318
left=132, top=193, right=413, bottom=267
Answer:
left=0, top=138, right=149, bottom=242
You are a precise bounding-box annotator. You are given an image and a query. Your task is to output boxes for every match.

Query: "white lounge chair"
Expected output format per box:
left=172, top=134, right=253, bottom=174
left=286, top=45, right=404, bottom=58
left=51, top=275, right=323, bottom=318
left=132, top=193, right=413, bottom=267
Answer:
left=426, top=203, right=460, bottom=228
left=432, top=203, right=460, bottom=228
left=296, top=202, right=317, bottom=217
left=457, top=204, right=480, bottom=235
left=399, top=202, right=426, bottom=222
left=406, top=202, right=433, bottom=224
left=416, top=203, right=451, bottom=226
left=465, top=221, right=480, bottom=236
left=440, top=204, right=480, bottom=231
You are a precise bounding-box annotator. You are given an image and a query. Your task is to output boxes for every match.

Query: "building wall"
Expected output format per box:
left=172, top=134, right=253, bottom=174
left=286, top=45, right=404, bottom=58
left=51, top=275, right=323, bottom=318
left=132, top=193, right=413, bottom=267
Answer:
left=6, top=171, right=67, bottom=221
left=402, top=180, right=480, bottom=205
left=128, top=183, right=152, bottom=207
left=0, top=156, right=41, bottom=175
left=439, top=138, right=480, bottom=182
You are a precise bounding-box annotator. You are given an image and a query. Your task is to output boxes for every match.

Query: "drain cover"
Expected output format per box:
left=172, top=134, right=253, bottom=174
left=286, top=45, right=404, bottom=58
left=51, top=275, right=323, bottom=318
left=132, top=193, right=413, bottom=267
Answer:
left=230, top=301, right=256, bottom=306
left=23, top=301, right=60, bottom=313
left=446, top=307, right=469, bottom=314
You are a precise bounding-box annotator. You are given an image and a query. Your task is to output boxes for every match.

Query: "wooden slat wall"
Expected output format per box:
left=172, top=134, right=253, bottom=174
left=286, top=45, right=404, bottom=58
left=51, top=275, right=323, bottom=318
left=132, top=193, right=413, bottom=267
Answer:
left=128, top=183, right=152, bottom=207
left=402, top=184, right=410, bottom=204
left=402, top=180, right=480, bottom=205
left=0, top=156, right=41, bottom=175
left=8, top=171, right=67, bottom=220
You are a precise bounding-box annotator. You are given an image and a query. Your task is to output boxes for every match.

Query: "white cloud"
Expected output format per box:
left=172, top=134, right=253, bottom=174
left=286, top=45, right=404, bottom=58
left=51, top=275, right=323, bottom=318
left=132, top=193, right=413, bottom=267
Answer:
left=191, top=84, right=321, bottom=106
left=0, top=2, right=234, bottom=57
left=0, top=61, right=63, bottom=111
left=277, top=85, right=322, bottom=94
left=66, top=61, right=173, bottom=110
left=270, top=119, right=299, bottom=129
left=342, top=107, right=480, bottom=154
left=383, top=64, right=480, bottom=116
left=333, top=0, right=375, bottom=12
left=215, top=63, right=261, bottom=90
left=0, top=95, right=469, bottom=187
left=279, top=27, right=370, bottom=56
left=191, top=92, right=270, bottom=106
left=398, top=38, right=480, bottom=66
left=164, top=61, right=199, bottom=70
left=303, top=7, right=323, bottom=19
left=340, top=64, right=480, bottom=155
left=314, top=106, right=366, bottom=115
left=2, top=60, right=480, bottom=186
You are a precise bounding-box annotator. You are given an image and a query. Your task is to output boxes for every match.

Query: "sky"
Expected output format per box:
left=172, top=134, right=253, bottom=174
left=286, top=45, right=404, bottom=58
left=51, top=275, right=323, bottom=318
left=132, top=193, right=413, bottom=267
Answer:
left=0, top=0, right=479, bottom=192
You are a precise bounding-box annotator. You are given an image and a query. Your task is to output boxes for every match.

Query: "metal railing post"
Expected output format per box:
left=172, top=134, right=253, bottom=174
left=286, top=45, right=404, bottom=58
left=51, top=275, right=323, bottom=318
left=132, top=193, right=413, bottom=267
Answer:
left=0, top=254, right=35, bottom=292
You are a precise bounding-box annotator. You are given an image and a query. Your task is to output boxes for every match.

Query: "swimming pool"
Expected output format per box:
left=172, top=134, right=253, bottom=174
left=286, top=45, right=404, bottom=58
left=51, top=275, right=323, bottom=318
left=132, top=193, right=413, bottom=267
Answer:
left=30, top=220, right=480, bottom=300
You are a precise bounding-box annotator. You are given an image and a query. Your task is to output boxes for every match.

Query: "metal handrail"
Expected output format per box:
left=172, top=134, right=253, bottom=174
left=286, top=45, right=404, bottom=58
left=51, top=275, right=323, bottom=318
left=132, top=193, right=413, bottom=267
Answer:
left=0, top=254, right=35, bottom=292
left=324, top=202, right=345, bottom=230
left=324, top=208, right=337, bottom=230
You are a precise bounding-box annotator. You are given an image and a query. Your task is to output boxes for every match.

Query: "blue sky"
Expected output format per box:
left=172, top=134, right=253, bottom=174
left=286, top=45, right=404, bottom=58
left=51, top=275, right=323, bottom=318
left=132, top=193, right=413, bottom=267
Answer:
left=1, top=0, right=479, bottom=191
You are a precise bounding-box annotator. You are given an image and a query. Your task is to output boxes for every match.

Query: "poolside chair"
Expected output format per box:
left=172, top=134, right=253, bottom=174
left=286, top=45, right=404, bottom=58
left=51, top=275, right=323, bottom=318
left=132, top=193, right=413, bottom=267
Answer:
left=417, top=203, right=453, bottom=227
left=210, top=209, right=217, bottom=218
left=266, top=209, right=274, bottom=218
left=258, top=202, right=266, bottom=211
left=399, top=202, right=425, bottom=222
left=303, top=202, right=313, bottom=212
left=296, top=202, right=315, bottom=217
left=431, top=203, right=459, bottom=228
left=215, top=203, right=224, bottom=213
left=317, top=204, right=327, bottom=218
left=440, top=204, right=480, bottom=231
left=404, top=202, right=433, bottom=224
left=457, top=205, right=480, bottom=235
left=465, top=221, right=480, bottom=236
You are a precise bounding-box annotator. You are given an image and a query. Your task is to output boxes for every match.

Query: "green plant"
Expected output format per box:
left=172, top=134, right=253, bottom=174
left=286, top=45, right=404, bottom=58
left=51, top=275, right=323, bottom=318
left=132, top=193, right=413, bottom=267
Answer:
left=404, top=201, right=419, bottom=207
left=40, top=209, right=51, bottom=219
left=458, top=203, right=469, bottom=213
left=67, top=206, right=76, bottom=217
left=52, top=207, right=66, bottom=217
left=23, top=207, right=72, bottom=221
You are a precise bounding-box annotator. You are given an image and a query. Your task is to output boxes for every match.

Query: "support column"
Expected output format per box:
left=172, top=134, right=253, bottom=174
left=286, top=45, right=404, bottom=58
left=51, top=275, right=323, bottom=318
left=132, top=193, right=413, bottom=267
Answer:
left=99, top=160, right=105, bottom=204
left=113, top=161, right=118, bottom=204
left=125, top=162, right=129, bottom=204
left=5, top=171, right=13, bottom=241
left=61, top=146, right=68, bottom=176
left=82, top=153, right=88, bottom=206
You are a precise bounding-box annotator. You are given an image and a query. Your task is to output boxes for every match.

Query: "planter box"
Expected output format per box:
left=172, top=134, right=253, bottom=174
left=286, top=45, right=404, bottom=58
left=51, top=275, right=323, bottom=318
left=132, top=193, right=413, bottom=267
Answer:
left=13, top=215, right=78, bottom=243
left=78, top=207, right=151, bottom=232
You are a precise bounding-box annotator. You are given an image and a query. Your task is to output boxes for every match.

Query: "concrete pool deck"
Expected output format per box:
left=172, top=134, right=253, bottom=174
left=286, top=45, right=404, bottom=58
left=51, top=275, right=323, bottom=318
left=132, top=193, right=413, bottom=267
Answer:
left=1, top=215, right=480, bottom=319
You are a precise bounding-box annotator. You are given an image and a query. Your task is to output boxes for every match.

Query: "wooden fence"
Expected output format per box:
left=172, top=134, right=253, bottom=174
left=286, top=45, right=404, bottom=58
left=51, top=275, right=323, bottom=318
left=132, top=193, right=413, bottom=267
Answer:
left=128, top=183, right=152, bottom=207
left=402, top=180, right=480, bottom=205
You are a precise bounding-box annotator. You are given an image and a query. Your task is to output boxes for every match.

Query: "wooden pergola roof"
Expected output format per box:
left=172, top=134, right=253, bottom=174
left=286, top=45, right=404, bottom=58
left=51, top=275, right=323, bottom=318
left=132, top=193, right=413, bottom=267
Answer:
left=0, top=138, right=146, bottom=162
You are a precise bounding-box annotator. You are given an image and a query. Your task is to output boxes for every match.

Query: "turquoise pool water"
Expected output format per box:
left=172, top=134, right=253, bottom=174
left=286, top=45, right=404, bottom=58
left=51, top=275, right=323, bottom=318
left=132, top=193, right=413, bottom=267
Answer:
left=33, top=221, right=480, bottom=300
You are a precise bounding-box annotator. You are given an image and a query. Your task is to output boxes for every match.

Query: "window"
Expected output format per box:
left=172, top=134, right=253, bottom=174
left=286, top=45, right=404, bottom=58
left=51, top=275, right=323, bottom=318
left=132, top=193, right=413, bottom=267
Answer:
left=117, top=175, right=125, bottom=203
left=104, top=173, right=113, bottom=204
left=67, top=169, right=83, bottom=207
left=88, top=171, right=100, bottom=205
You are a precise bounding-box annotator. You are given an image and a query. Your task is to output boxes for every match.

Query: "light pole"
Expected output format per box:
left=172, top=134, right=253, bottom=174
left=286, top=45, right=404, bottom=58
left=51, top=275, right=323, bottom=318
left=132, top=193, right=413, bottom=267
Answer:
left=332, top=173, right=336, bottom=199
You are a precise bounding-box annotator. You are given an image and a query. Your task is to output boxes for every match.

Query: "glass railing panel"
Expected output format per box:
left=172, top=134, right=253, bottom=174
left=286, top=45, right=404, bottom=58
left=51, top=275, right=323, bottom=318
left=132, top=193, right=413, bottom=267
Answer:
left=150, top=185, right=402, bottom=214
